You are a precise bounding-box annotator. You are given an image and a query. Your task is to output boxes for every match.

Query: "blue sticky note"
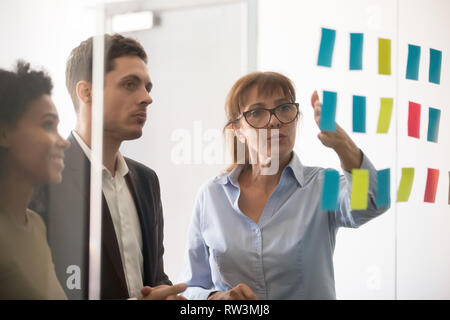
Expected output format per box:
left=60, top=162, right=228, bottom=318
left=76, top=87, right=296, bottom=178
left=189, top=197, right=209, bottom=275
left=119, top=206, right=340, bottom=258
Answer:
left=427, top=107, right=441, bottom=142
left=352, top=95, right=366, bottom=132
left=350, top=33, right=363, bottom=70
left=429, top=48, right=442, bottom=84
left=320, top=91, right=337, bottom=132
left=321, top=169, right=340, bottom=211
left=318, top=28, right=336, bottom=67
left=376, top=169, right=391, bottom=208
left=406, top=44, right=421, bottom=80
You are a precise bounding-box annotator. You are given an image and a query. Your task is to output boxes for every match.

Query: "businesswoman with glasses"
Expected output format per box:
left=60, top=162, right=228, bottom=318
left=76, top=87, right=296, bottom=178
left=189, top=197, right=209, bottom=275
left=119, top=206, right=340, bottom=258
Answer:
left=179, top=71, right=389, bottom=300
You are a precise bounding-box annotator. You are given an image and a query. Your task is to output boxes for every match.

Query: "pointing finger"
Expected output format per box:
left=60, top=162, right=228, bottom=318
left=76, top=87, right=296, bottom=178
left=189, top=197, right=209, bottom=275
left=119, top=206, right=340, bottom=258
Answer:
left=311, top=90, right=320, bottom=109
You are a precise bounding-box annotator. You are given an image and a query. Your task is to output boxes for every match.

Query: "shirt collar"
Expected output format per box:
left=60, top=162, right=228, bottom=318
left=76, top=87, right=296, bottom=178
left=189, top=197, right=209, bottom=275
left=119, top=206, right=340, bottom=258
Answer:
left=285, top=152, right=305, bottom=187
left=115, top=152, right=129, bottom=177
left=71, top=130, right=129, bottom=178
left=213, top=165, right=243, bottom=187
left=214, top=151, right=305, bottom=187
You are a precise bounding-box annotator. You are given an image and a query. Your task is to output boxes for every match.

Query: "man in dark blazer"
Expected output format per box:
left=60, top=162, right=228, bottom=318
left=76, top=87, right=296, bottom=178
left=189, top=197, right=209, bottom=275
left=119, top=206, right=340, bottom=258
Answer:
left=30, top=34, right=185, bottom=300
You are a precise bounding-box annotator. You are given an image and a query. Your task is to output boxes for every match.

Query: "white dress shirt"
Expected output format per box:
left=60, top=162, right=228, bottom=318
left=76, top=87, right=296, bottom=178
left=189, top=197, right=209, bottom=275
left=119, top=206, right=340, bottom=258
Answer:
left=72, top=131, right=144, bottom=299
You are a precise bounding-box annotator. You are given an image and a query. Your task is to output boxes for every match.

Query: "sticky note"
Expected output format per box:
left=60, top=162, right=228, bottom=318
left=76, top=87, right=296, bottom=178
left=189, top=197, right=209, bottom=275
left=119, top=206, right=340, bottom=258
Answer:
left=320, top=91, right=337, bottom=132
left=321, top=169, right=340, bottom=211
left=424, top=168, right=439, bottom=203
left=429, top=48, right=442, bottom=84
left=408, top=102, right=421, bottom=139
left=376, top=98, right=393, bottom=133
left=350, top=169, right=369, bottom=210
left=397, top=168, right=414, bottom=202
left=350, top=33, right=363, bottom=70
left=318, top=28, right=336, bottom=67
left=427, top=107, right=441, bottom=142
left=406, top=44, right=421, bottom=80
left=352, top=95, right=366, bottom=132
left=376, top=169, right=391, bottom=208
left=378, top=38, right=391, bottom=75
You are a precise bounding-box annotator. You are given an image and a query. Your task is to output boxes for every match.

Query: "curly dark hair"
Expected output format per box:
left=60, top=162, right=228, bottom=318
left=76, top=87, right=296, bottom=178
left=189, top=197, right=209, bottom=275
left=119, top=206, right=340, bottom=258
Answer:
left=0, top=60, right=53, bottom=127
left=65, top=33, right=148, bottom=113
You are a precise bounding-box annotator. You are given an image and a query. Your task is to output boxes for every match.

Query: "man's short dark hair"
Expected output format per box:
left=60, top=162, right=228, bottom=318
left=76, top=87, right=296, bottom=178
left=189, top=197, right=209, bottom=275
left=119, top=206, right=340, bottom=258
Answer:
left=0, top=61, right=53, bottom=128
left=65, top=33, right=148, bottom=113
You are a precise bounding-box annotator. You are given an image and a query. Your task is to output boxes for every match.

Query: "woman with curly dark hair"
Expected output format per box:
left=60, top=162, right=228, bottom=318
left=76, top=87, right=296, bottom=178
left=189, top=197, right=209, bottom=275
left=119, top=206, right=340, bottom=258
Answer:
left=0, top=61, right=70, bottom=299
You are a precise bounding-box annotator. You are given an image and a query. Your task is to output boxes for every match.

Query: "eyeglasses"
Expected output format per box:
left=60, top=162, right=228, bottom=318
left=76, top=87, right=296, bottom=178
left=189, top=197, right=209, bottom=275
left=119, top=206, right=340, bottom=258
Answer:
left=234, top=102, right=299, bottom=129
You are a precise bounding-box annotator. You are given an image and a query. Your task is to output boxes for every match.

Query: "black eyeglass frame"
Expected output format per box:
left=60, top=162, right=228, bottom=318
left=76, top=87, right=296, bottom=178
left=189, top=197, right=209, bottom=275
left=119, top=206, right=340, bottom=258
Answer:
left=232, top=102, right=300, bottom=129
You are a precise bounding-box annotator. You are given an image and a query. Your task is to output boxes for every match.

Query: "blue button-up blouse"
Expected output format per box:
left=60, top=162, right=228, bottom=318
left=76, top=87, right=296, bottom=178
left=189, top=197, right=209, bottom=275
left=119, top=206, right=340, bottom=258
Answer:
left=179, top=151, right=389, bottom=299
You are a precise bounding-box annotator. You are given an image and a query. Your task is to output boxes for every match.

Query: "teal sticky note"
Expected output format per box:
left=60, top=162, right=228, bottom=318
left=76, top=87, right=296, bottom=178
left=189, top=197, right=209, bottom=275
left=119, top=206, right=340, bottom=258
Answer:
left=406, top=44, right=421, bottom=80
left=320, top=91, right=337, bottom=132
left=376, top=169, right=391, bottom=208
left=352, top=95, right=366, bottom=132
left=429, top=48, right=442, bottom=84
left=321, top=169, right=340, bottom=211
left=427, top=107, right=441, bottom=142
left=318, top=28, right=336, bottom=67
left=350, top=33, right=363, bottom=70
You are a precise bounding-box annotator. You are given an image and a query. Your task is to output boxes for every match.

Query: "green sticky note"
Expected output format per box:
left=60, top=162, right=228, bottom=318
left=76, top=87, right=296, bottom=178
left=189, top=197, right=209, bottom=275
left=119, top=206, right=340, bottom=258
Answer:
left=350, top=169, right=369, bottom=210
left=376, top=98, right=393, bottom=133
left=378, top=38, right=391, bottom=75
left=397, top=168, right=415, bottom=202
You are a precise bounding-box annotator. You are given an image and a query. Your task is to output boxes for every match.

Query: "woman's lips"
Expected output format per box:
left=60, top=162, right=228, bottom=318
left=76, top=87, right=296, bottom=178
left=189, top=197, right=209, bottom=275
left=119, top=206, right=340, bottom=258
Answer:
left=269, top=133, right=286, bottom=141
left=49, top=154, right=65, bottom=169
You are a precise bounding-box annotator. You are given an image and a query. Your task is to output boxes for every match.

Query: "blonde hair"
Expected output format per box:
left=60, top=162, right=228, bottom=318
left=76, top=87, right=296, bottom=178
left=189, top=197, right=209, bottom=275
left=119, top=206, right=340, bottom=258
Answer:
left=223, top=71, right=296, bottom=172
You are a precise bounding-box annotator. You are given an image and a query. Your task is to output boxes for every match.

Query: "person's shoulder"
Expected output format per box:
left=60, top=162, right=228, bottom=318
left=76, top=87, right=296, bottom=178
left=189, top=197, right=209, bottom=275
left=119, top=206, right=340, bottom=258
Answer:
left=302, top=165, right=324, bottom=176
left=299, top=164, right=329, bottom=185
left=290, top=153, right=326, bottom=186
left=195, top=170, right=230, bottom=199
left=26, top=209, right=47, bottom=234
left=124, top=157, right=158, bottom=179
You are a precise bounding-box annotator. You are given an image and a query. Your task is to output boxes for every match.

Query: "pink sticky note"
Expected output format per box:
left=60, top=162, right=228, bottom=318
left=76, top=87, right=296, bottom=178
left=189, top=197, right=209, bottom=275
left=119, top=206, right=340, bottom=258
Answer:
left=424, top=168, right=439, bottom=203
left=408, top=101, right=421, bottom=139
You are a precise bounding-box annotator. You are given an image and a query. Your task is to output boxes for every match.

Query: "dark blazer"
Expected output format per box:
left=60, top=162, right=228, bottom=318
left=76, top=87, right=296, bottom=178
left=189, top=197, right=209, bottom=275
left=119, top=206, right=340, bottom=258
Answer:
left=30, top=133, right=171, bottom=299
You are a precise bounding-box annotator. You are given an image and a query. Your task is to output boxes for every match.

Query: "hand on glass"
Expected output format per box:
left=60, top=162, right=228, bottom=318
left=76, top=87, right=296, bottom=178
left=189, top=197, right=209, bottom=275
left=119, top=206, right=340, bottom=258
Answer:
left=139, top=283, right=188, bottom=300
left=311, top=90, right=362, bottom=171
left=208, top=283, right=259, bottom=300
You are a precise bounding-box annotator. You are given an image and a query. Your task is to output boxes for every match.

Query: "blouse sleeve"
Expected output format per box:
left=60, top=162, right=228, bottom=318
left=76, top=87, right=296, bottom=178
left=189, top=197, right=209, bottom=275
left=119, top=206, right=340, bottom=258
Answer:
left=328, top=151, right=391, bottom=229
left=178, top=189, right=217, bottom=300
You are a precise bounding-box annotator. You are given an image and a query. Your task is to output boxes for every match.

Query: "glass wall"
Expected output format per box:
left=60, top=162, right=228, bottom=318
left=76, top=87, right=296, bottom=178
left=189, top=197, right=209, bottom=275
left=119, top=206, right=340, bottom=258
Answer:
left=0, top=0, right=448, bottom=300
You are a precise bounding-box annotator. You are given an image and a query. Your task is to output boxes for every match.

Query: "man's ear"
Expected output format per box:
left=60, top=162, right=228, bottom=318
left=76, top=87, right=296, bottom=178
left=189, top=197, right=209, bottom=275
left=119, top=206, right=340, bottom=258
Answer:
left=75, top=81, right=92, bottom=107
left=0, top=125, right=12, bottom=149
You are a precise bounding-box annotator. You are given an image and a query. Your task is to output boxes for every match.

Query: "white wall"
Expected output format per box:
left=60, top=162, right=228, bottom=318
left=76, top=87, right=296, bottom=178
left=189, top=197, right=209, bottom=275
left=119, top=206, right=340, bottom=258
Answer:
left=396, top=0, right=450, bottom=299
left=0, top=0, right=99, bottom=137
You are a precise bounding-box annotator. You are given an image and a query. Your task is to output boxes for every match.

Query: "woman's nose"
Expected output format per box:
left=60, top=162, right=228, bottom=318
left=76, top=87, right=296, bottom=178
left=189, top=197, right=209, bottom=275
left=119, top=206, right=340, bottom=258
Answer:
left=267, top=113, right=282, bottom=129
left=58, top=135, right=71, bottom=150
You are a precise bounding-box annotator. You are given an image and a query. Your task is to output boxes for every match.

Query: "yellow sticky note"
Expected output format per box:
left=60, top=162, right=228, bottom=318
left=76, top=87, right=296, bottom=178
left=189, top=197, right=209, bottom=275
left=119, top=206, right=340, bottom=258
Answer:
left=379, top=38, right=391, bottom=75
left=377, top=98, right=393, bottom=133
left=350, top=169, right=369, bottom=210
left=397, top=168, right=415, bottom=202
